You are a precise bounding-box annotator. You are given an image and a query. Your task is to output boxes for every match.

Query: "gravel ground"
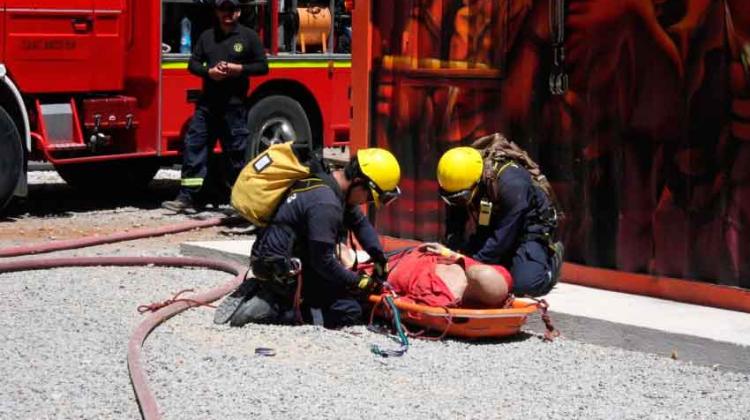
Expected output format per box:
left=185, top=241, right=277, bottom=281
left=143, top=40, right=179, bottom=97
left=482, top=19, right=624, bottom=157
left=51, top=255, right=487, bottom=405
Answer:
left=1, top=171, right=749, bottom=419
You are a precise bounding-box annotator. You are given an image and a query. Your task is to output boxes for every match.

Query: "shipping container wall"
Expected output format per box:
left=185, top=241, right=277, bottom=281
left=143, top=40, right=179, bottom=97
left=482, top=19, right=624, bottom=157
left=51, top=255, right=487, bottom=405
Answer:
left=368, top=0, right=750, bottom=288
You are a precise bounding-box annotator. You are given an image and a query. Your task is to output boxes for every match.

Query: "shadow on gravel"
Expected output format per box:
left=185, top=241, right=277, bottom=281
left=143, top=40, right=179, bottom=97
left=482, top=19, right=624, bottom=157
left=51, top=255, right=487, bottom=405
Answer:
left=447, top=331, right=538, bottom=346
left=364, top=325, right=538, bottom=346
left=1, top=178, right=180, bottom=220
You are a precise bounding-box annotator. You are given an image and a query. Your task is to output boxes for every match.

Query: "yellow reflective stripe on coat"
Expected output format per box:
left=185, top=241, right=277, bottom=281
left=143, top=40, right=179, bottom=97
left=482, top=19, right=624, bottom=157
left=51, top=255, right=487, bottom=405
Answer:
left=181, top=178, right=204, bottom=187
left=494, top=161, right=518, bottom=176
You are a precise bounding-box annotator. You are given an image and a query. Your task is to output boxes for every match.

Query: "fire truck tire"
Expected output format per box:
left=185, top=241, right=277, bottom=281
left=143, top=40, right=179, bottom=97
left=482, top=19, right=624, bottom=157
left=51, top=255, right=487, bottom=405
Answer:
left=0, top=106, right=23, bottom=211
left=55, top=159, right=160, bottom=194
left=245, top=95, right=313, bottom=160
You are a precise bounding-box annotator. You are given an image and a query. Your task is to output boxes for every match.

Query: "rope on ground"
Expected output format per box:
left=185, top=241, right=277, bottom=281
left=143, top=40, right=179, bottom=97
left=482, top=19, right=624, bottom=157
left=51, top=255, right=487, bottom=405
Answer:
left=137, top=288, right=217, bottom=314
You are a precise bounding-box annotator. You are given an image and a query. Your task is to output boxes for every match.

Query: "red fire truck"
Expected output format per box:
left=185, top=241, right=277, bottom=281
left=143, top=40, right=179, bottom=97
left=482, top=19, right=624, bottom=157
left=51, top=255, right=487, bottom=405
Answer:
left=0, top=0, right=353, bottom=209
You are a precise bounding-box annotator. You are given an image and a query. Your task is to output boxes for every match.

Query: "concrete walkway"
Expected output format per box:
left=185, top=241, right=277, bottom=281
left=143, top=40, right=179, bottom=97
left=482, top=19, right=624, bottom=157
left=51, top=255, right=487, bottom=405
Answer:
left=181, top=239, right=750, bottom=372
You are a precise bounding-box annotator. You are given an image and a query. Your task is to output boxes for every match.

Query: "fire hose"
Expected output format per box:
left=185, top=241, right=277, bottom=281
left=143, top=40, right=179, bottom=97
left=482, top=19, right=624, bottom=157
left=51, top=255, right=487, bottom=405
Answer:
left=0, top=216, right=244, bottom=420
left=0, top=216, right=235, bottom=257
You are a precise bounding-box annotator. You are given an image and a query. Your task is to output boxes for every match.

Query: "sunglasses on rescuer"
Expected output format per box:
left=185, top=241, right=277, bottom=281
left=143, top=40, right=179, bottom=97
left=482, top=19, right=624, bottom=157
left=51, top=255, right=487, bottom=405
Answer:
left=439, top=186, right=476, bottom=206
left=367, top=180, right=401, bottom=207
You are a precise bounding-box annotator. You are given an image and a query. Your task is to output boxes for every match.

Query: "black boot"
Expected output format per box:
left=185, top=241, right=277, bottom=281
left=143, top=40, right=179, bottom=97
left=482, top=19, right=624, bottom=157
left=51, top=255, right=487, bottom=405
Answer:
left=161, top=195, right=199, bottom=214
left=229, top=286, right=283, bottom=327
left=549, top=241, right=565, bottom=289
left=213, top=277, right=258, bottom=324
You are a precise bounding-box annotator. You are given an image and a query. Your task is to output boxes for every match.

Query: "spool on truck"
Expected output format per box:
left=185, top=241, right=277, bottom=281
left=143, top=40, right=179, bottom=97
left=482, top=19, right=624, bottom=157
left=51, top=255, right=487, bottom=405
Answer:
left=0, top=0, right=354, bottom=210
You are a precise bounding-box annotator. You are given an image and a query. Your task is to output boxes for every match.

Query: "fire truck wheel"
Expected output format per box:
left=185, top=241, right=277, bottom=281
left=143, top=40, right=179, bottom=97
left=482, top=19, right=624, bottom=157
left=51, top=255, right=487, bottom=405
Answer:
left=245, top=95, right=313, bottom=160
left=0, top=106, right=23, bottom=211
left=55, top=159, right=160, bottom=194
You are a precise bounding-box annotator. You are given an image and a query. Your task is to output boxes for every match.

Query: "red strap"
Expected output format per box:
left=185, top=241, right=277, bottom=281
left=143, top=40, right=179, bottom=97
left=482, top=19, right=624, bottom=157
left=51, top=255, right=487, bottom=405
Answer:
left=532, top=298, right=560, bottom=341
left=405, top=305, right=453, bottom=341
left=137, top=289, right=216, bottom=314
left=293, top=272, right=304, bottom=325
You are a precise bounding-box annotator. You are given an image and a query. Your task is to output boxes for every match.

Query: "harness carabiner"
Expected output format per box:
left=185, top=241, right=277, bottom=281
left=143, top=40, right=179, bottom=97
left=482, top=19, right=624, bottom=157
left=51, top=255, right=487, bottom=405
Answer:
left=288, top=258, right=302, bottom=276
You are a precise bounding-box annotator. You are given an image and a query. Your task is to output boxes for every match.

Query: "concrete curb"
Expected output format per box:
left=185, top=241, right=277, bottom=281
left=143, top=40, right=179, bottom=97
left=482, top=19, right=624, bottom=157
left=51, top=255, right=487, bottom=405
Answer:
left=525, top=312, right=750, bottom=374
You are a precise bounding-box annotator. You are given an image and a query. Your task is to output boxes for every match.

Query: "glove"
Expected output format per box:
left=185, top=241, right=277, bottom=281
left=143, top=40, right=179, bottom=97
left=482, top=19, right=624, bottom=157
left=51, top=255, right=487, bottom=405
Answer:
left=372, top=259, right=389, bottom=283
left=419, top=242, right=460, bottom=260
left=356, top=274, right=382, bottom=294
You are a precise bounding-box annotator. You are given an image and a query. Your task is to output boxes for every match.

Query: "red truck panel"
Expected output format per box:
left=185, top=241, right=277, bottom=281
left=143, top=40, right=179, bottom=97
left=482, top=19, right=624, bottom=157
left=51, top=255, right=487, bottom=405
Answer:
left=91, top=0, right=126, bottom=91
left=5, top=0, right=125, bottom=93
left=0, top=1, right=5, bottom=61
left=122, top=0, right=159, bottom=155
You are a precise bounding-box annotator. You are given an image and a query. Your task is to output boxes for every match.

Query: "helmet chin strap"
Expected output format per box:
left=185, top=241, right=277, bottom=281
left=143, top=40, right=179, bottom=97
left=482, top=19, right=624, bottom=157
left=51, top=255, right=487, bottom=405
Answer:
left=347, top=178, right=369, bottom=205
left=345, top=178, right=359, bottom=204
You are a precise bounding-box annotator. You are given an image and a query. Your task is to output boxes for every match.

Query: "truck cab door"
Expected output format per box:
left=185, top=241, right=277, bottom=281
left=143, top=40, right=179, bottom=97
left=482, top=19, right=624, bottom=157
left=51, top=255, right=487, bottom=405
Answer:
left=92, top=0, right=126, bottom=91
left=5, top=0, right=96, bottom=93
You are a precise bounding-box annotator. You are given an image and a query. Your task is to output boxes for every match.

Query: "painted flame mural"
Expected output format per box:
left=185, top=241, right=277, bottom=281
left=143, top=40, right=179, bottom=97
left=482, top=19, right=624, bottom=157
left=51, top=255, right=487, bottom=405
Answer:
left=369, top=0, right=750, bottom=288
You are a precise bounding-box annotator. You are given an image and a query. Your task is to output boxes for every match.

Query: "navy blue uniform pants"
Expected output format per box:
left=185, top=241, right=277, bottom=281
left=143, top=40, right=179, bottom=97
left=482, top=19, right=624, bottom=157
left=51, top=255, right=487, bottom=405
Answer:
left=178, top=104, right=249, bottom=202
left=233, top=255, right=363, bottom=329
left=300, top=267, right=363, bottom=329
left=510, top=240, right=556, bottom=297
left=302, top=295, right=363, bottom=329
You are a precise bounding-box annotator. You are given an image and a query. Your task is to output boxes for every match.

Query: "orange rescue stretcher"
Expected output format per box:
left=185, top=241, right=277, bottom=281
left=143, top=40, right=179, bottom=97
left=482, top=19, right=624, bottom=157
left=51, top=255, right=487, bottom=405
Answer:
left=368, top=294, right=542, bottom=339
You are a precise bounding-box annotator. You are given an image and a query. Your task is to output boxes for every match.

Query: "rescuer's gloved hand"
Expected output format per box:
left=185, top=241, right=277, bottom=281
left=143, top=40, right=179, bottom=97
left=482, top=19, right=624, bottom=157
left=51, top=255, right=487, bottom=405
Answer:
left=356, top=274, right=382, bottom=294
left=372, top=261, right=389, bottom=282
left=372, top=255, right=389, bottom=283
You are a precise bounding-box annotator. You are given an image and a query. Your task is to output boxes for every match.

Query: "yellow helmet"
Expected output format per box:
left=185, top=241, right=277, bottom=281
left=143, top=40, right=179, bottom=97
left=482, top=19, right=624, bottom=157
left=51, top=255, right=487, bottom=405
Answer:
left=357, top=148, right=401, bottom=207
left=437, top=147, right=483, bottom=203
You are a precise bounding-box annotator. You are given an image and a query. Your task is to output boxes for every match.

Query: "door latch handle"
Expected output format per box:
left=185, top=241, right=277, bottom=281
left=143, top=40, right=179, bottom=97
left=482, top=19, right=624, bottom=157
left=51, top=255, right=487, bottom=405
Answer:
left=72, top=18, right=92, bottom=33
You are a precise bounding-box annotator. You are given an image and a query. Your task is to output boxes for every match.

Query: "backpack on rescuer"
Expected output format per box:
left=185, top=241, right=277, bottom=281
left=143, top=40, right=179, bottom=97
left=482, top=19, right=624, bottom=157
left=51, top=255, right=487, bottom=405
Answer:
left=471, top=133, right=562, bottom=218
left=231, top=142, right=319, bottom=227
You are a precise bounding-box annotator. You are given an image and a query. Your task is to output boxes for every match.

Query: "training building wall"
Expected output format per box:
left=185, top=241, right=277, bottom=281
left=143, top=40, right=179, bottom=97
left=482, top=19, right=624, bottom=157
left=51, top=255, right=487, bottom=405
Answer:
left=353, top=0, right=750, bottom=288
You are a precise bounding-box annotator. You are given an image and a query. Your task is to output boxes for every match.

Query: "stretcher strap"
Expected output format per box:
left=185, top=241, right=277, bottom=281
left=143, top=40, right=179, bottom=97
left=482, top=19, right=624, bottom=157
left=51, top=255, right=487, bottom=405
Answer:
left=402, top=305, right=454, bottom=341
left=532, top=298, right=560, bottom=341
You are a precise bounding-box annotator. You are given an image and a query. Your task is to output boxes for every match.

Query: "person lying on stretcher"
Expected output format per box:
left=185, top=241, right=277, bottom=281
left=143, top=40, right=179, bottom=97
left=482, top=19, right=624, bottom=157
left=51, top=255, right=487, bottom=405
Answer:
left=341, top=243, right=512, bottom=308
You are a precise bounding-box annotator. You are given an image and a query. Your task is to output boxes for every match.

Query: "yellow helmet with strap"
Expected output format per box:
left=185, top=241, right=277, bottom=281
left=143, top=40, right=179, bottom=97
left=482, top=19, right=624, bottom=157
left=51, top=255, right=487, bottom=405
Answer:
left=437, top=147, right=483, bottom=192
left=357, top=148, right=401, bottom=207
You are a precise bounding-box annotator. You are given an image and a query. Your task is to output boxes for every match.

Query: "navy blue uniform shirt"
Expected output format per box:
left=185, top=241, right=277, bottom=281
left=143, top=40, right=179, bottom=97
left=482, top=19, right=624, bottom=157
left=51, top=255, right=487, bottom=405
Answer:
left=251, top=178, right=385, bottom=293
left=445, top=164, right=554, bottom=265
left=188, top=24, right=268, bottom=106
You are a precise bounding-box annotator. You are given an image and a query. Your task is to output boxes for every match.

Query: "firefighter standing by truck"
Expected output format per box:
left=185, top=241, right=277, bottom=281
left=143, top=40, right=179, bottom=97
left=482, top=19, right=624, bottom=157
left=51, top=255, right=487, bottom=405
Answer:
left=435, top=135, right=565, bottom=297
left=163, top=0, right=269, bottom=212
